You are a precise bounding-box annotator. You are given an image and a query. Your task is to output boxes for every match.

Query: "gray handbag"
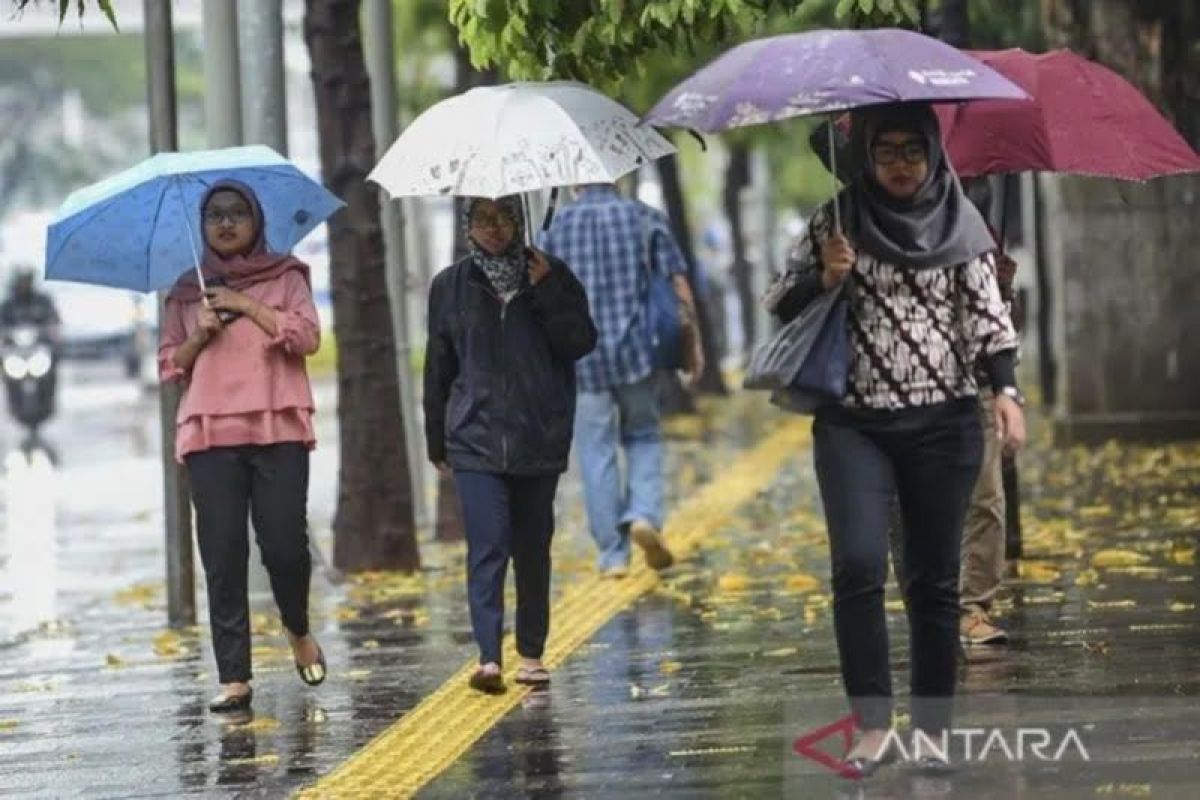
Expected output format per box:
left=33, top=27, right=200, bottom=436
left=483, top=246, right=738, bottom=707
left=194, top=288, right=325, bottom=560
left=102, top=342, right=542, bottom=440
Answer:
left=744, top=282, right=849, bottom=415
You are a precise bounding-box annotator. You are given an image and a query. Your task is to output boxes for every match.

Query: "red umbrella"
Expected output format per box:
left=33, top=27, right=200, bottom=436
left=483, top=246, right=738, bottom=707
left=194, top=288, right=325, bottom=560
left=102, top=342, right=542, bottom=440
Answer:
left=936, top=48, right=1200, bottom=180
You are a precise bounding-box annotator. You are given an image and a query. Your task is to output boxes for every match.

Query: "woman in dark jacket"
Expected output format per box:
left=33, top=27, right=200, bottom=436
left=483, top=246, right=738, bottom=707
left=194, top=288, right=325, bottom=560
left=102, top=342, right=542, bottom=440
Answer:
left=765, top=104, right=1026, bottom=775
left=424, top=195, right=597, bottom=693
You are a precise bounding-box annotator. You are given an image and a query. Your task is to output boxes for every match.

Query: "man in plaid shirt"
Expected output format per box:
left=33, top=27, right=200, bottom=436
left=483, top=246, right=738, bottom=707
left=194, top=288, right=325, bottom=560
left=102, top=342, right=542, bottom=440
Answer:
left=540, top=183, right=703, bottom=576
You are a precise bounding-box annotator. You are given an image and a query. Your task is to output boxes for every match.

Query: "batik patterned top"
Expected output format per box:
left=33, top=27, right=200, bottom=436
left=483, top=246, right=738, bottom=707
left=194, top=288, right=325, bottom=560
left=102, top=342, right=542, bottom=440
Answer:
left=763, top=204, right=1017, bottom=411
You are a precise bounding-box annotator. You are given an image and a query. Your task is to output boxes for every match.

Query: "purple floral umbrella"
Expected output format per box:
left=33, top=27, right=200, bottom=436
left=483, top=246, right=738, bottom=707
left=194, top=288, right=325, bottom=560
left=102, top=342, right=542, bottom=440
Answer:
left=644, top=28, right=1027, bottom=230
left=644, top=28, right=1028, bottom=133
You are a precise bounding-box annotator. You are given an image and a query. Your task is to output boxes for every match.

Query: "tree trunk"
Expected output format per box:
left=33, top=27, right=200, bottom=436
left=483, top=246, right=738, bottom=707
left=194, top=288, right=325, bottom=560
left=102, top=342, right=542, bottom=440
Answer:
left=723, top=143, right=756, bottom=361
left=657, top=153, right=728, bottom=397
left=1039, top=0, right=1200, bottom=441
left=304, top=0, right=419, bottom=571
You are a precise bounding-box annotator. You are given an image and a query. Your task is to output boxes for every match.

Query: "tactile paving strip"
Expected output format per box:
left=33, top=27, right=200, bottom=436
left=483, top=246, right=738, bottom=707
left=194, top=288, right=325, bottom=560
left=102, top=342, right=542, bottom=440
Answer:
left=298, top=418, right=811, bottom=799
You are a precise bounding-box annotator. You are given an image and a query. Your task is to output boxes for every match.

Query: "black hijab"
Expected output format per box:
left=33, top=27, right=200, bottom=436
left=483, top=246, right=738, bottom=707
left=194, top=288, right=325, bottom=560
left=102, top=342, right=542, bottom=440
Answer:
left=834, top=103, right=996, bottom=270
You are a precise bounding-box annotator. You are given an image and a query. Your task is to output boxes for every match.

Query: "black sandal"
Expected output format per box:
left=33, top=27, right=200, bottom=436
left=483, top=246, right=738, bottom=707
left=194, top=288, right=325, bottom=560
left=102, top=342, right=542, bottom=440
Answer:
left=209, top=688, right=253, bottom=713
left=514, top=666, right=551, bottom=687
left=296, top=642, right=327, bottom=687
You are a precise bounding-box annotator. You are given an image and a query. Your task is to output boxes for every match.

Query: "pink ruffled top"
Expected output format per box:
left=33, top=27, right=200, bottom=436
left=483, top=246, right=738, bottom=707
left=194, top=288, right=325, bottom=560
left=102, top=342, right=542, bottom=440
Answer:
left=157, top=270, right=320, bottom=462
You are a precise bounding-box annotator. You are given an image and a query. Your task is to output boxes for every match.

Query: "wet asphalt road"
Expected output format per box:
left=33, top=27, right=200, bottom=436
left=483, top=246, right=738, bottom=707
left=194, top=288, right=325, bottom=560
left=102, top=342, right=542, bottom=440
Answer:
left=1, top=362, right=1198, bottom=798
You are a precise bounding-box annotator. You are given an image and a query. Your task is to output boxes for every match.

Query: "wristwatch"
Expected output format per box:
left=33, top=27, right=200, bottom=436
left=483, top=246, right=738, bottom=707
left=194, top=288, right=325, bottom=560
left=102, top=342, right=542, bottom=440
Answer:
left=998, top=386, right=1026, bottom=407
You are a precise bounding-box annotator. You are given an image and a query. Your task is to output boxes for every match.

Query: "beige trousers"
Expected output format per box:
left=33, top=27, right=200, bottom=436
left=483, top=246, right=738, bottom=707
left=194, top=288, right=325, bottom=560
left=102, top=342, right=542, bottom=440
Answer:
left=960, top=392, right=1006, bottom=611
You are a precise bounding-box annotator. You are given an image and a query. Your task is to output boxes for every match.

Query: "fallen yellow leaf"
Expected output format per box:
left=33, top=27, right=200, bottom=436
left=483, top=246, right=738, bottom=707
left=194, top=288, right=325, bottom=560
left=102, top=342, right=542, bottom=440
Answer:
left=785, top=573, right=821, bottom=593
left=0, top=720, right=17, bottom=732
left=234, top=716, right=281, bottom=733
left=152, top=630, right=185, bottom=658
left=1171, top=547, right=1196, bottom=566
left=104, top=653, right=125, bottom=668
left=1092, top=550, right=1151, bottom=569
left=660, top=660, right=683, bottom=675
left=225, top=754, right=279, bottom=767
left=1169, top=602, right=1195, bottom=613
left=362, top=639, right=380, bottom=649
left=764, top=647, right=798, bottom=658
left=113, top=582, right=161, bottom=608
left=717, top=574, right=749, bottom=592
left=1087, top=599, right=1137, bottom=609
left=1075, top=569, right=1101, bottom=586
left=1018, top=561, right=1063, bottom=584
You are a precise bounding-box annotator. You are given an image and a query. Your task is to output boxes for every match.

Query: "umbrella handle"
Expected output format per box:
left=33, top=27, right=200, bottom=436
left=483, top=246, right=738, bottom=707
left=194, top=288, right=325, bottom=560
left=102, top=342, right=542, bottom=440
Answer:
left=174, top=178, right=207, bottom=294
left=828, top=117, right=842, bottom=235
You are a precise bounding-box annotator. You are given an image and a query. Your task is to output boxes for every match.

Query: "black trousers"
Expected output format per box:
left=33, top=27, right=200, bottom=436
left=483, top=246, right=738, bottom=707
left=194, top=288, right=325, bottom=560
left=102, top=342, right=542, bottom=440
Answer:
left=186, top=442, right=311, bottom=683
left=813, top=399, right=982, bottom=734
left=453, top=471, right=559, bottom=667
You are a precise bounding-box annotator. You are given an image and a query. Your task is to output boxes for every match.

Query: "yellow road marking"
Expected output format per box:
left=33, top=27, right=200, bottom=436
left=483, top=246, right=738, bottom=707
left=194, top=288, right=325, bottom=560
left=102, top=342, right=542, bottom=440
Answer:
left=299, top=417, right=811, bottom=799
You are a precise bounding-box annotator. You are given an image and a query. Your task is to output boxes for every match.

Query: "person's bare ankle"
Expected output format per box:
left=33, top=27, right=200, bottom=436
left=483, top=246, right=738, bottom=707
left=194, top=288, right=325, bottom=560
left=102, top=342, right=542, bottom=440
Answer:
left=847, top=728, right=890, bottom=761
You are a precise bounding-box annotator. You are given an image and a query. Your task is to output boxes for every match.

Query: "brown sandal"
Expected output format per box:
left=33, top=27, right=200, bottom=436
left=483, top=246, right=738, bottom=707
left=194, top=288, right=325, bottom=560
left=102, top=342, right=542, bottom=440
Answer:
left=468, top=667, right=506, bottom=695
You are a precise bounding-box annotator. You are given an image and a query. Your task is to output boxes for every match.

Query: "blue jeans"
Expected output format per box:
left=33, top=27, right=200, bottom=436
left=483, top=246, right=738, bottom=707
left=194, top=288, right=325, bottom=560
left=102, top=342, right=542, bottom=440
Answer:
left=573, top=376, right=665, bottom=571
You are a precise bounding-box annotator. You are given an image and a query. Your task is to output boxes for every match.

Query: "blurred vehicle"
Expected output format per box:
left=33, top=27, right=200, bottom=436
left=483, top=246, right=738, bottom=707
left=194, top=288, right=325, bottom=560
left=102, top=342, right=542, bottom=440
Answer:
left=2, top=323, right=57, bottom=435
left=45, top=282, right=156, bottom=377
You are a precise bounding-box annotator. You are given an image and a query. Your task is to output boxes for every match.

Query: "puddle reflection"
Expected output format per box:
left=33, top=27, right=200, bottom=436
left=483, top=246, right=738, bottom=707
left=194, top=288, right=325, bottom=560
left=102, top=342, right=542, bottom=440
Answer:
left=2, top=445, right=59, bottom=639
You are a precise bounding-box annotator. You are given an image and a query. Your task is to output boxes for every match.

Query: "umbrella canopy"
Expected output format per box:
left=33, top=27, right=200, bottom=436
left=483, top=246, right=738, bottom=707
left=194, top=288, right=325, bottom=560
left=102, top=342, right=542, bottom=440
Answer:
left=643, top=27, right=1028, bottom=133
left=46, top=145, right=343, bottom=293
left=935, top=49, right=1200, bottom=180
left=369, top=81, right=677, bottom=199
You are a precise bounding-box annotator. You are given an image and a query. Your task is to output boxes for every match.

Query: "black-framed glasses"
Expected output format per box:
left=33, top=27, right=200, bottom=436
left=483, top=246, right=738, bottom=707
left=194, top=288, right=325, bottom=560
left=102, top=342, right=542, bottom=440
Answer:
left=871, top=141, right=928, bottom=167
left=469, top=212, right=517, bottom=230
left=204, top=208, right=252, bottom=225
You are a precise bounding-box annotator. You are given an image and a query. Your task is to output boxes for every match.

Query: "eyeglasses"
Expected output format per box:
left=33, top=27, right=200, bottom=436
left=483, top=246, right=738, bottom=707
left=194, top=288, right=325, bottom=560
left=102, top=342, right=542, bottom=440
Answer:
left=469, top=212, right=517, bottom=231
left=204, top=208, right=252, bottom=225
left=871, top=141, right=928, bottom=167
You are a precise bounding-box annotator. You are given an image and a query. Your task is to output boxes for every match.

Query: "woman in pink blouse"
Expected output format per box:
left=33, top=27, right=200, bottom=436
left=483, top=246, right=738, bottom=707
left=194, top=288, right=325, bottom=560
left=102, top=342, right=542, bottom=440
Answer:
left=158, top=180, right=325, bottom=713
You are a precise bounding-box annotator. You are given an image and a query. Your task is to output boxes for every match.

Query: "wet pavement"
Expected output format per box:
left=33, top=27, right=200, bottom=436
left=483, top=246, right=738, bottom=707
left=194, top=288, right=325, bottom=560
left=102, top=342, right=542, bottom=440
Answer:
left=1, top=363, right=1198, bottom=798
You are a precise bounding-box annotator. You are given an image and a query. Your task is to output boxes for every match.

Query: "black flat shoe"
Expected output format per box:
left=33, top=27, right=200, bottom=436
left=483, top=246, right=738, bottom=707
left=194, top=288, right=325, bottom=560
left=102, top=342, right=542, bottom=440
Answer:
left=841, top=739, right=899, bottom=780
left=912, top=755, right=954, bottom=775
left=209, top=688, right=253, bottom=714
left=296, top=644, right=327, bottom=687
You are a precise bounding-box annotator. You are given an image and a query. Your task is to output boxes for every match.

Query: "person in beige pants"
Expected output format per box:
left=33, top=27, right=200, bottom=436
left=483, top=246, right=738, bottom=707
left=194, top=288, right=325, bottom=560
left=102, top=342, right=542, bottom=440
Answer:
left=960, top=251, right=1022, bottom=645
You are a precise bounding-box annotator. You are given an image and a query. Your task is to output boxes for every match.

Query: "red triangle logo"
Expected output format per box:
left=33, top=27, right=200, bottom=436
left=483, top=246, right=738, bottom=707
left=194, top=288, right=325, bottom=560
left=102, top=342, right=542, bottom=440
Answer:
left=792, top=713, right=863, bottom=779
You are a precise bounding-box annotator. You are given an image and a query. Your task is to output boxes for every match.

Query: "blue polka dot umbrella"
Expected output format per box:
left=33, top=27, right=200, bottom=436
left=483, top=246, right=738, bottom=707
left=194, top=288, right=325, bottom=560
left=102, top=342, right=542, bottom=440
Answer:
left=45, top=145, right=344, bottom=292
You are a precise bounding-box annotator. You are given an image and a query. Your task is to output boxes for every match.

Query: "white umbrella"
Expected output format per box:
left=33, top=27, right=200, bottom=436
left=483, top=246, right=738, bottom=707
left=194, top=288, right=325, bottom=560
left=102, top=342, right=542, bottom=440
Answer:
left=368, top=81, right=677, bottom=199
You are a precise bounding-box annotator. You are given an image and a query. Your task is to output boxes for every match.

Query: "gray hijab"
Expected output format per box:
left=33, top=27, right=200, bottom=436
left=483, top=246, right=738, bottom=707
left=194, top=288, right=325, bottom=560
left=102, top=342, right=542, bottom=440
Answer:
left=464, top=195, right=528, bottom=298
left=835, top=103, right=996, bottom=270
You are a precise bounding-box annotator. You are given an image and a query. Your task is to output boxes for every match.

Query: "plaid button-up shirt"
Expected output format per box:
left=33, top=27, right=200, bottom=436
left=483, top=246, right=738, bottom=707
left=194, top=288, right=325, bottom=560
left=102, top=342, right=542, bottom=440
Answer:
left=539, top=186, right=686, bottom=392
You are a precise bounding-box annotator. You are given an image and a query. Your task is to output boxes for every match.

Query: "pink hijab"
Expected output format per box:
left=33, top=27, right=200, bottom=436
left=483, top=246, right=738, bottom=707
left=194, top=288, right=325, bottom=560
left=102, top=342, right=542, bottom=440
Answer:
left=168, top=179, right=308, bottom=302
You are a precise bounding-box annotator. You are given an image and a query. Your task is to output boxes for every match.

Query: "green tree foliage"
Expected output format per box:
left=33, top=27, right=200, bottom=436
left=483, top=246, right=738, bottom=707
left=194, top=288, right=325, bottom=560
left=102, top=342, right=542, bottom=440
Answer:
left=448, top=0, right=917, bottom=91
left=11, top=0, right=118, bottom=30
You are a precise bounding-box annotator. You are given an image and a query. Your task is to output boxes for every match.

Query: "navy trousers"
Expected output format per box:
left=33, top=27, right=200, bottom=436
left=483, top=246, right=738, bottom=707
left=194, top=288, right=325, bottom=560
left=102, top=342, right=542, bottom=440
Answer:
left=813, top=398, right=983, bottom=734
left=453, top=471, right=560, bottom=666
